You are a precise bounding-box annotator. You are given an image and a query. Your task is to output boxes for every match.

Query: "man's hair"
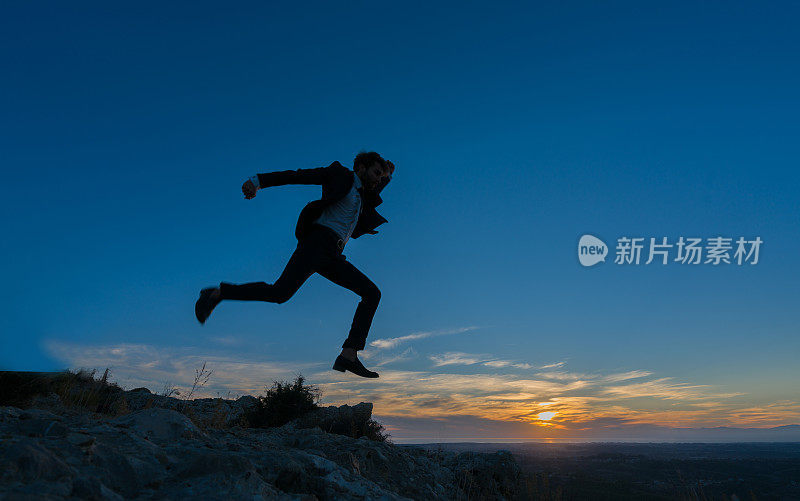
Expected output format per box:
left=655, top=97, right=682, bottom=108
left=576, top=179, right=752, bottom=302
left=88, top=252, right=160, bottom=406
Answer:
left=353, top=151, right=387, bottom=172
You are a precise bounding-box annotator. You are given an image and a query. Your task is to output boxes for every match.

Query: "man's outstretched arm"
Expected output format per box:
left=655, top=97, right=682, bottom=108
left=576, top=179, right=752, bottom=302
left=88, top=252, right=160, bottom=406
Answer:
left=241, top=161, right=346, bottom=200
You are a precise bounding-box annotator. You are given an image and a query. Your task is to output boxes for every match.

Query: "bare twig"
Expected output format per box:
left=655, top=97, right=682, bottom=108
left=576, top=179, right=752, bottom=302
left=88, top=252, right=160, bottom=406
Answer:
left=160, top=381, right=180, bottom=398
left=183, top=361, right=214, bottom=401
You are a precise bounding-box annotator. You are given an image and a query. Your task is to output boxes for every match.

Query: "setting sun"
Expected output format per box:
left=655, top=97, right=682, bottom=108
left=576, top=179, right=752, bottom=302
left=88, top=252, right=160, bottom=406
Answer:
left=537, top=412, right=557, bottom=421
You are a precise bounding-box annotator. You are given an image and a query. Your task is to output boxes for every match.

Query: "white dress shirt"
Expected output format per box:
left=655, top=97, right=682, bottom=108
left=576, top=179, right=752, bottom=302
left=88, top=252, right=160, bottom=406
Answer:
left=313, top=173, right=362, bottom=246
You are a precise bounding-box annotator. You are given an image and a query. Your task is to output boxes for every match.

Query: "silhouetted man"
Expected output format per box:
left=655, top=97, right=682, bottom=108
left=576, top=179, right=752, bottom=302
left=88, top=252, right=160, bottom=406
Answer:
left=195, top=151, right=394, bottom=378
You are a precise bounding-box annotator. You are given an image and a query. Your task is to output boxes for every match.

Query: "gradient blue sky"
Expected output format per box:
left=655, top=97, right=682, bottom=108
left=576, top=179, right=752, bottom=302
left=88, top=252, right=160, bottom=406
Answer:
left=2, top=2, right=799, bottom=440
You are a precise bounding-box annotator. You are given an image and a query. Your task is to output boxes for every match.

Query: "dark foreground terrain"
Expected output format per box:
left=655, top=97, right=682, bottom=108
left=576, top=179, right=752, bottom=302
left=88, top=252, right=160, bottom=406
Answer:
left=0, top=370, right=522, bottom=500
left=421, top=442, right=800, bottom=500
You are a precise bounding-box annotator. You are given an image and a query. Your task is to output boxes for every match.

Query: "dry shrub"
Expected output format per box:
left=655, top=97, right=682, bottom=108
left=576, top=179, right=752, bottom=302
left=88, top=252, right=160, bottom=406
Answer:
left=245, top=374, right=320, bottom=428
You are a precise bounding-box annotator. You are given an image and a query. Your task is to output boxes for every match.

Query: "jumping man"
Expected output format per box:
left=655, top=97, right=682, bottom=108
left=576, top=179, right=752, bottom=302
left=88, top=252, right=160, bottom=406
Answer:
left=194, top=151, right=394, bottom=378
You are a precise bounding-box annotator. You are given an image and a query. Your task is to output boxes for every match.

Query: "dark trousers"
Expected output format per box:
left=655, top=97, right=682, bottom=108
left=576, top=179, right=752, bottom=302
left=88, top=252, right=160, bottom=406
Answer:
left=218, top=224, right=380, bottom=351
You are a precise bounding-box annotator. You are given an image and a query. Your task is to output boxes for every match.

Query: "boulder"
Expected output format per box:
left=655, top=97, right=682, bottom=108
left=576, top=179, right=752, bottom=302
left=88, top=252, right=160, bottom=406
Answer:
left=0, top=438, right=75, bottom=483
left=292, top=402, right=374, bottom=437
left=111, top=407, right=205, bottom=442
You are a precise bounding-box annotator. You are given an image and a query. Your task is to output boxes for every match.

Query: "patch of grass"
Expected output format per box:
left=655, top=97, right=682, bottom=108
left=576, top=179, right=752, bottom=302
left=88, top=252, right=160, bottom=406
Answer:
left=0, top=368, right=126, bottom=414
left=245, top=374, right=321, bottom=428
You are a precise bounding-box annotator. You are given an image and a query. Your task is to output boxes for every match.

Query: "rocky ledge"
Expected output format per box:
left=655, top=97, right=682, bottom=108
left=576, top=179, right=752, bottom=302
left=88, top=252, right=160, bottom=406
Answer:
left=0, top=378, right=521, bottom=500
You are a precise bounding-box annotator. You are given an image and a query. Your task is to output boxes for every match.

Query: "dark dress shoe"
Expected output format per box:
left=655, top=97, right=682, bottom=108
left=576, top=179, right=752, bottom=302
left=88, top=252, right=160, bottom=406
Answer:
left=332, top=355, right=379, bottom=378
left=195, top=287, right=221, bottom=324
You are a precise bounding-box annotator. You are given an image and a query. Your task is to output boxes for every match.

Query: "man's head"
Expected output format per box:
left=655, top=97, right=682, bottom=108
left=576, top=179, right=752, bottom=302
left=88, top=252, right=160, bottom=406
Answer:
left=353, top=151, right=394, bottom=193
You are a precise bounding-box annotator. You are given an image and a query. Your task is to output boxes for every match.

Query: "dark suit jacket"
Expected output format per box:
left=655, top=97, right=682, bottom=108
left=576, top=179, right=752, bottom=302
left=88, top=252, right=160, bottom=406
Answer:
left=256, top=161, right=389, bottom=241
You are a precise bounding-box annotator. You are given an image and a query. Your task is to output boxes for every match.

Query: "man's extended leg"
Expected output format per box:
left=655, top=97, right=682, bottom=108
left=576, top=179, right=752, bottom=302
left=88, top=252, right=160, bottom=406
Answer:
left=324, top=257, right=381, bottom=378
left=317, top=257, right=381, bottom=351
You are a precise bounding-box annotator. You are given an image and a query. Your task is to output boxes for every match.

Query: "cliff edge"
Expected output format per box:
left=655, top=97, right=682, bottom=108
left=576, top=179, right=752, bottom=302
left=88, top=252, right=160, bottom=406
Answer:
left=0, top=371, right=521, bottom=500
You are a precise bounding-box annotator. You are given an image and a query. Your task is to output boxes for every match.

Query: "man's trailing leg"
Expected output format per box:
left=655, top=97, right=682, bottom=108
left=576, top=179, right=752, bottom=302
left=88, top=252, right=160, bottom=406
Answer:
left=195, top=287, right=221, bottom=324
left=195, top=245, right=316, bottom=325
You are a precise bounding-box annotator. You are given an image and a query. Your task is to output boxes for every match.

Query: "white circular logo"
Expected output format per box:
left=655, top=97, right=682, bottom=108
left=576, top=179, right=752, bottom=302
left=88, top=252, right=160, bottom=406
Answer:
left=578, top=234, right=607, bottom=267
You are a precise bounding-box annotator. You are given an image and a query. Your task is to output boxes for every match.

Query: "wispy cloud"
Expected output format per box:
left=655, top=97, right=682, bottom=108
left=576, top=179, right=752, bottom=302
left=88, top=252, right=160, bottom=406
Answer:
left=599, top=378, right=743, bottom=401
left=369, top=326, right=479, bottom=350
left=428, top=352, right=533, bottom=370
left=536, top=371, right=591, bottom=381
left=483, top=360, right=533, bottom=369
left=376, top=347, right=417, bottom=367
left=483, top=360, right=511, bottom=368
left=538, top=361, right=566, bottom=370
left=430, top=352, right=485, bottom=367
left=601, top=370, right=652, bottom=383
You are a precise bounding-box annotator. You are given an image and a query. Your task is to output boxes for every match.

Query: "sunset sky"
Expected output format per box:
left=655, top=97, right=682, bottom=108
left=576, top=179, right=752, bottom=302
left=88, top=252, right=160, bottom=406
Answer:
left=3, top=2, right=799, bottom=442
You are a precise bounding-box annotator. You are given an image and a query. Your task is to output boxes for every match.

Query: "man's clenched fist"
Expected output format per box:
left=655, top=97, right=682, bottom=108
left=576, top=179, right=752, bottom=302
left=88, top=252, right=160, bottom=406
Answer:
left=242, top=179, right=257, bottom=199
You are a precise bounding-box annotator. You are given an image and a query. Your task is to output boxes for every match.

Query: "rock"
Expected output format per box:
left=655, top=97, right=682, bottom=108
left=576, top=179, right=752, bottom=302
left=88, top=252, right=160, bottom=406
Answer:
left=88, top=442, right=141, bottom=496
left=71, top=476, right=124, bottom=500
left=159, top=470, right=290, bottom=500
left=292, top=402, right=374, bottom=437
left=29, top=393, right=64, bottom=413
left=87, top=441, right=166, bottom=497
left=18, top=418, right=69, bottom=438
left=0, top=406, right=23, bottom=421
left=66, top=432, right=96, bottom=447
left=19, top=408, right=62, bottom=421
left=111, top=407, right=205, bottom=442
left=3, top=479, right=73, bottom=500
left=236, top=394, right=259, bottom=408
left=0, top=438, right=75, bottom=483
left=174, top=450, right=256, bottom=479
